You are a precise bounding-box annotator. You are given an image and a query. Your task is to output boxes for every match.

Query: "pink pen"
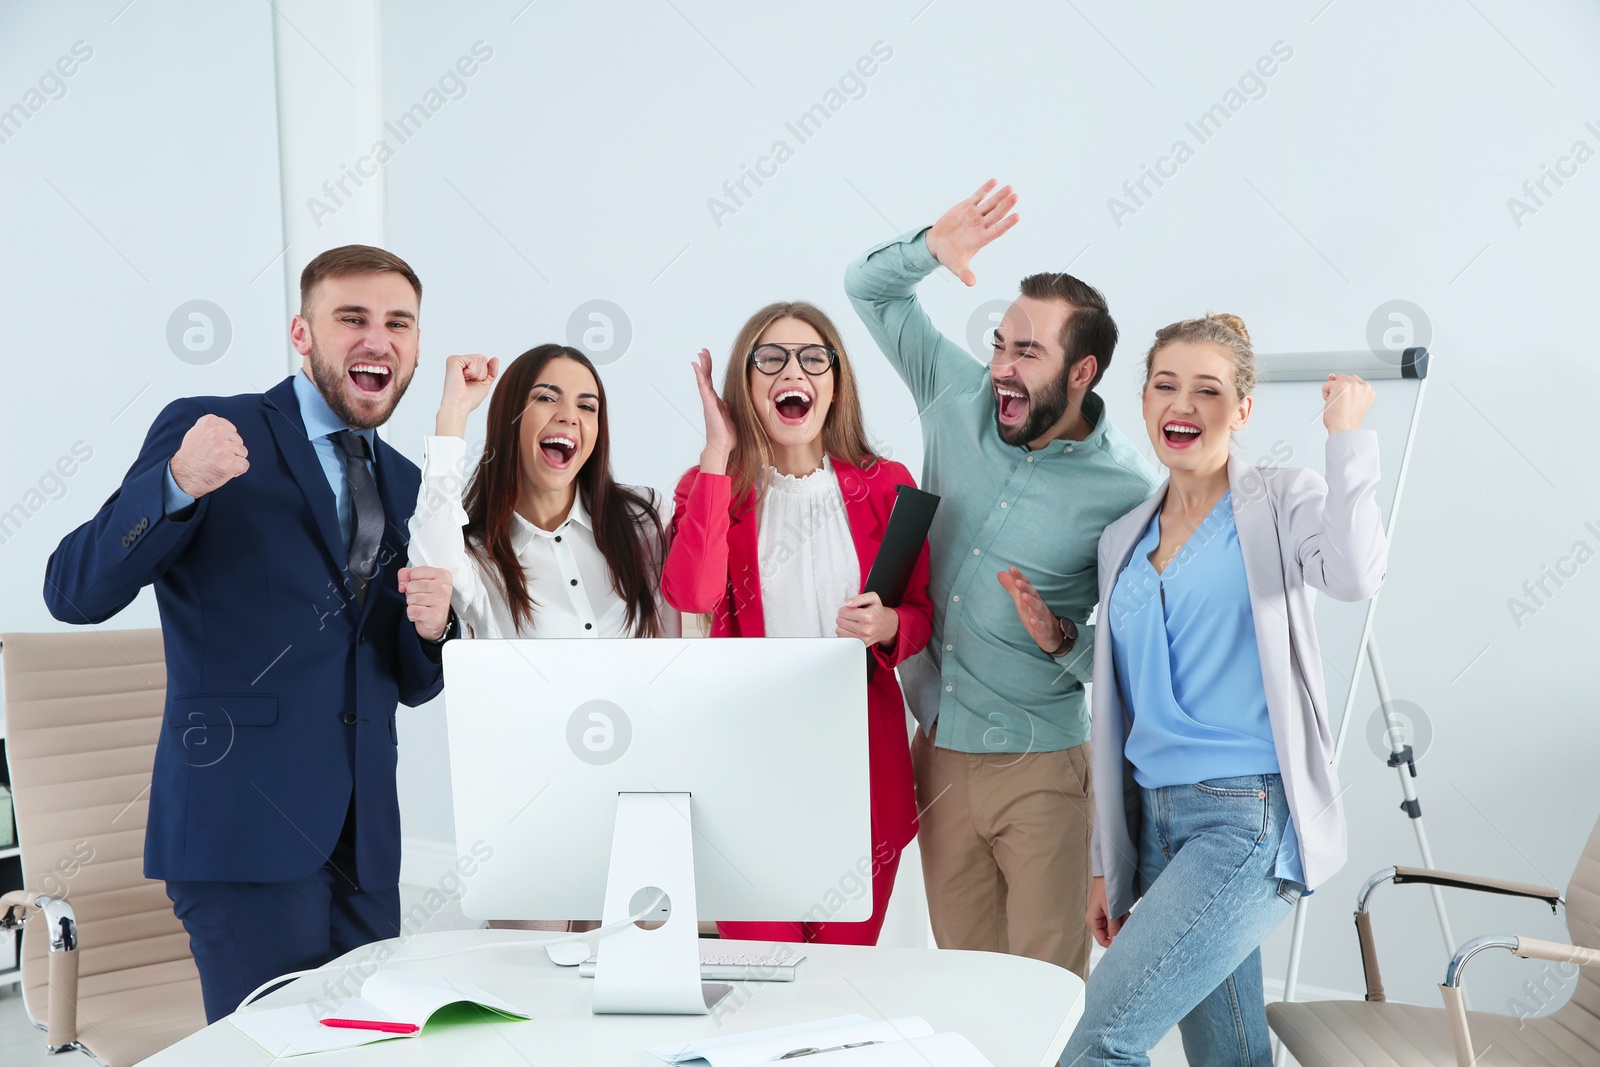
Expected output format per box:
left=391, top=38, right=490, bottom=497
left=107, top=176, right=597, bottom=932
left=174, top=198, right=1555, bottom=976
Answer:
left=320, top=1018, right=420, bottom=1035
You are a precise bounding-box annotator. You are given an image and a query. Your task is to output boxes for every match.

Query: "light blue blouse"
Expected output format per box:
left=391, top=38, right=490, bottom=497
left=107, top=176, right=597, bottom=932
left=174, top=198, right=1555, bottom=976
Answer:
left=1108, top=490, right=1305, bottom=886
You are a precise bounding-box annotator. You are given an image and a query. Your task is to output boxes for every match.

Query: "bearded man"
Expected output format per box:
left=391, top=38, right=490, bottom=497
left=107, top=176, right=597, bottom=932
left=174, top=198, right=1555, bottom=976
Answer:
left=46, top=245, right=456, bottom=1021
left=845, top=182, right=1158, bottom=979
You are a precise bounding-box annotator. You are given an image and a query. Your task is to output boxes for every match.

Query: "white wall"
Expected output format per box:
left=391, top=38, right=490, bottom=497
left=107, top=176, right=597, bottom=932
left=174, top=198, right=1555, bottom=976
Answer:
left=4, top=0, right=1597, bottom=1020
left=0, top=3, right=285, bottom=645
left=373, top=0, right=1600, bottom=1010
left=272, top=0, right=386, bottom=335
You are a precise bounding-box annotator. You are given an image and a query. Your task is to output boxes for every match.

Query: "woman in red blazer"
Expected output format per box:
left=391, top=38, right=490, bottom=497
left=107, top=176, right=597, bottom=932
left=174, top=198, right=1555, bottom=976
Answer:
left=662, top=300, right=934, bottom=946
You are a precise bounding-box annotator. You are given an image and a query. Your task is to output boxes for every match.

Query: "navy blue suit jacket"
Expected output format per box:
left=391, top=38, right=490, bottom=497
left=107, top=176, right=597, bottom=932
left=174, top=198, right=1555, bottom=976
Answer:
left=44, top=376, right=444, bottom=887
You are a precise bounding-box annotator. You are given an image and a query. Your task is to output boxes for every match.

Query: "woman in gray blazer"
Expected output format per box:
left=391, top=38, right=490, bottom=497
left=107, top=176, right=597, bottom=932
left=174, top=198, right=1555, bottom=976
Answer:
left=1042, top=313, right=1386, bottom=1066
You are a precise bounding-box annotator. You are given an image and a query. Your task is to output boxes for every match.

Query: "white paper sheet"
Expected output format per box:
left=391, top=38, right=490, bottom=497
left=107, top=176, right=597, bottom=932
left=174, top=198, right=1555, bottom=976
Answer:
left=796, top=1032, right=996, bottom=1065
left=648, top=1014, right=935, bottom=1067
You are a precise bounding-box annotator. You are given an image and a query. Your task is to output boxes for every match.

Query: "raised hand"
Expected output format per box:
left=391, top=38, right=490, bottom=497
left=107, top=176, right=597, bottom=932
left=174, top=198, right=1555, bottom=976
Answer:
left=997, top=566, right=1065, bottom=654
left=435, top=354, right=500, bottom=437
left=693, top=348, right=737, bottom=475
left=835, top=591, right=900, bottom=650
left=925, top=179, right=1021, bottom=287
left=169, top=415, right=249, bottom=498
left=1321, top=373, right=1374, bottom=434
left=399, top=566, right=453, bottom=641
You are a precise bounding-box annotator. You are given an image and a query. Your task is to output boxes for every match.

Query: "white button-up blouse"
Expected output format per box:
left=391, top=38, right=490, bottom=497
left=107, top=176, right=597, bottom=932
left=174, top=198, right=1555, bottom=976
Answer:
left=407, top=435, right=680, bottom=639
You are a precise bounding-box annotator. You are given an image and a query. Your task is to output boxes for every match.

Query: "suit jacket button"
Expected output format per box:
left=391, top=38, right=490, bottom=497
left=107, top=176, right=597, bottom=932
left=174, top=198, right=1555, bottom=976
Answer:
left=342, top=712, right=357, bottom=725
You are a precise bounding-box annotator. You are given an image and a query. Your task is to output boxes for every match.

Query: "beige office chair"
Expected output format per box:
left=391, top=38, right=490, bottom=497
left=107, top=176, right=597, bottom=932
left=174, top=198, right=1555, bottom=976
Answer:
left=1268, top=814, right=1600, bottom=1066
left=0, top=629, right=206, bottom=1066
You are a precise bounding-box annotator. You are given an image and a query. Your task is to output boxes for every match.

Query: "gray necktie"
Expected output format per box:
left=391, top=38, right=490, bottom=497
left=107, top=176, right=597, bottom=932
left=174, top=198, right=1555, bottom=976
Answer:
left=333, top=430, right=383, bottom=608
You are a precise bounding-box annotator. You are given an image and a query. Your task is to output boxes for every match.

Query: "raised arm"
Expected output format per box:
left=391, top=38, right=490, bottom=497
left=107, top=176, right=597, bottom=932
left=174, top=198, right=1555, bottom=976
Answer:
left=1281, top=375, right=1388, bottom=602
left=406, top=437, right=488, bottom=622
left=661, top=468, right=733, bottom=616
left=406, top=355, right=500, bottom=625
left=843, top=180, right=1019, bottom=410
left=44, top=398, right=234, bottom=623
left=660, top=350, right=737, bottom=615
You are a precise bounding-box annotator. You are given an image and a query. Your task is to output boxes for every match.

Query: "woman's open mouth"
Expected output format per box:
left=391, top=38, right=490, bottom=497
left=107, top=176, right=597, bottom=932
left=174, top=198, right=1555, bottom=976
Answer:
left=773, top=388, right=813, bottom=425
left=1162, top=421, right=1202, bottom=449
left=995, top=383, right=1029, bottom=425
left=539, top=433, right=577, bottom=469
left=347, top=361, right=392, bottom=396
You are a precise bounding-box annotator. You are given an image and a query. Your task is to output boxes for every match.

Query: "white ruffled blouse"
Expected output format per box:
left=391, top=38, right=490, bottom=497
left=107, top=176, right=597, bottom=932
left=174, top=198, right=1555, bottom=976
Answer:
left=756, top=457, right=861, bottom=638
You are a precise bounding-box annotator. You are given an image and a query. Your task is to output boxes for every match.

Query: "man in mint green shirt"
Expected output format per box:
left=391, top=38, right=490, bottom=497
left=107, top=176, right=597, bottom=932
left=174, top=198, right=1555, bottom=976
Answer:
left=845, top=181, right=1157, bottom=978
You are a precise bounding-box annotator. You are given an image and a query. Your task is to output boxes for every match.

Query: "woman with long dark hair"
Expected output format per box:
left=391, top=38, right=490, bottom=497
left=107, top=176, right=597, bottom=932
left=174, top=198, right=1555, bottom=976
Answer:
left=408, top=343, right=676, bottom=642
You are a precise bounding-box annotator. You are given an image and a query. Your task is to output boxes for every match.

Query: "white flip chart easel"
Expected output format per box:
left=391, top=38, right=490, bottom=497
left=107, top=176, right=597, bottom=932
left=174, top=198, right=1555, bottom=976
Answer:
left=1239, top=348, right=1446, bottom=1063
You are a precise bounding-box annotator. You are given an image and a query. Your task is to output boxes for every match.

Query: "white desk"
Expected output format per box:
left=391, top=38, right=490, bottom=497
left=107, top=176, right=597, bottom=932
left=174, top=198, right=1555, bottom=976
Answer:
left=145, top=931, right=1083, bottom=1066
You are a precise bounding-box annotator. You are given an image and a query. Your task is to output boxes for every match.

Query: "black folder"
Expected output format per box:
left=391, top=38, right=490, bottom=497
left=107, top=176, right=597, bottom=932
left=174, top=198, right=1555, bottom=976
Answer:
left=864, top=485, right=940, bottom=608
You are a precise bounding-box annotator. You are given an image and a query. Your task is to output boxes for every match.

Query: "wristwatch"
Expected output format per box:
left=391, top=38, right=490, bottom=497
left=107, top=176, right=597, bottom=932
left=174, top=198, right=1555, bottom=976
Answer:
left=425, top=608, right=456, bottom=645
left=1048, top=614, right=1078, bottom=658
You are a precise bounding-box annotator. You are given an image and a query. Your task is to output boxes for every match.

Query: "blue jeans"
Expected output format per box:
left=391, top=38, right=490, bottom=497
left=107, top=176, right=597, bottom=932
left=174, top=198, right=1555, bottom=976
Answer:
left=1060, top=775, right=1304, bottom=1067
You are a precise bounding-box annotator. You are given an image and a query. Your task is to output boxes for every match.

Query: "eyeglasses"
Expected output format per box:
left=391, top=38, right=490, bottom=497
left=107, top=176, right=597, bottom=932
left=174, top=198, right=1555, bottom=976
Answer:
left=748, top=343, right=837, bottom=376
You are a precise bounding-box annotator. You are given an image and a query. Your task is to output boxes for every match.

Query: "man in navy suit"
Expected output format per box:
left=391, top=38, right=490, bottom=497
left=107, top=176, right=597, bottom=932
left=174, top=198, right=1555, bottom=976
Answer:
left=45, top=246, right=456, bottom=1022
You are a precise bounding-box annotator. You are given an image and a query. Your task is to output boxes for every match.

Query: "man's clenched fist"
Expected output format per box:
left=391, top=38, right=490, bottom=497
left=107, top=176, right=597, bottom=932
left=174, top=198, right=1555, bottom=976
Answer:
left=170, top=415, right=249, bottom=498
left=399, top=566, right=453, bottom=641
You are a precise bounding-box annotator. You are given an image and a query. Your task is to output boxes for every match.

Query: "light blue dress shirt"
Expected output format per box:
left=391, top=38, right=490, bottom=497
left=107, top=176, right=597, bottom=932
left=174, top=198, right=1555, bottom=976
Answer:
left=844, top=229, right=1160, bottom=753
left=162, top=372, right=377, bottom=554
left=1108, top=490, right=1305, bottom=885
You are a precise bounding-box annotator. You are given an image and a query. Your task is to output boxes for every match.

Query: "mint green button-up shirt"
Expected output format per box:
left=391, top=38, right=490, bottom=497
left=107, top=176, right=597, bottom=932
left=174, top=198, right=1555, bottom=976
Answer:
left=845, top=229, right=1159, bottom=754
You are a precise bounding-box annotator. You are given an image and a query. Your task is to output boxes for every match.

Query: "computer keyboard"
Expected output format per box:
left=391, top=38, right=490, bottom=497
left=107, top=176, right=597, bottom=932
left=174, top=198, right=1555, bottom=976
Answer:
left=577, top=948, right=805, bottom=982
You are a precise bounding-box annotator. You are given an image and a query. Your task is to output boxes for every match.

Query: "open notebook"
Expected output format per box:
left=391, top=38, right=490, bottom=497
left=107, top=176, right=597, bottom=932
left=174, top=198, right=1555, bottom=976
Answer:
left=649, top=1014, right=996, bottom=1066
left=229, top=971, right=531, bottom=1057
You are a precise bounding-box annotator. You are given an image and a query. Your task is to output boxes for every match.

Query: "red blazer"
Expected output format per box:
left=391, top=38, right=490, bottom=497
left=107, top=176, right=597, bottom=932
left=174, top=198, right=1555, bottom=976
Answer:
left=662, top=457, right=933, bottom=853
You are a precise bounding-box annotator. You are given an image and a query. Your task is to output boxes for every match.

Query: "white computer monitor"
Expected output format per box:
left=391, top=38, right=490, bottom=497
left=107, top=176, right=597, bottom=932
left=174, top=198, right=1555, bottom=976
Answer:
left=441, top=637, right=872, bottom=1013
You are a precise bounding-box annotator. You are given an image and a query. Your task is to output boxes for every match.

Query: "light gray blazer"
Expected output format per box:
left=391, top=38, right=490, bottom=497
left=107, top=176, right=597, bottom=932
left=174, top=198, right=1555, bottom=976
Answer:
left=1090, top=430, right=1387, bottom=917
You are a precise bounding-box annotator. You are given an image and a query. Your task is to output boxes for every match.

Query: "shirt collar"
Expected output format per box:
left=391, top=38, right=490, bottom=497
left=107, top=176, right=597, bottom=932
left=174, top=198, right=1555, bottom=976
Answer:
left=293, top=370, right=377, bottom=453
left=510, top=491, right=593, bottom=550
left=1013, top=390, right=1111, bottom=457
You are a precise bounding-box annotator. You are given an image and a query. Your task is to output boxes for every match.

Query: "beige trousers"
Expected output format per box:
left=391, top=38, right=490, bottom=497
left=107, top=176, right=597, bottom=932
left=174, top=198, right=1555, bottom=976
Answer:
left=912, top=729, right=1094, bottom=979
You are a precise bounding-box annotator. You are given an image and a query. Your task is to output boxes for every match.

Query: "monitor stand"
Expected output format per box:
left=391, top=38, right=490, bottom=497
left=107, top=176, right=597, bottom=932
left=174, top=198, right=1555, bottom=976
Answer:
left=591, top=792, right=732, bottom=1014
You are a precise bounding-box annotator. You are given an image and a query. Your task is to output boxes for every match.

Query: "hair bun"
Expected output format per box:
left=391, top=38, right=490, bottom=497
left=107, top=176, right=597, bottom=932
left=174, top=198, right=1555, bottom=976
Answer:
left=1209, top=313, right=1249, bottom=343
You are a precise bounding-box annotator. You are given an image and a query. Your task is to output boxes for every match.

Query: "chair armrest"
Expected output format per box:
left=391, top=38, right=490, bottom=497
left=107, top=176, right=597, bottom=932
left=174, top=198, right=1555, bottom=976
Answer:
left=1513, top=936, right=1600, bottom=969
left=1351, top=864, right=1564, bottom=1004
left=0, top=891, right=81, bottom=1051
left=1438, top=935, right=1599, bottom=1067
left=1393, top=866, right=1562, bottom=910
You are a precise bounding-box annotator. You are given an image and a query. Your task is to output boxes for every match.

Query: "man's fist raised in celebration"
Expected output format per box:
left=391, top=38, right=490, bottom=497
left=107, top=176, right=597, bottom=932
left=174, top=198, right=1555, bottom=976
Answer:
left=170, top=415, right=249, bottom=498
